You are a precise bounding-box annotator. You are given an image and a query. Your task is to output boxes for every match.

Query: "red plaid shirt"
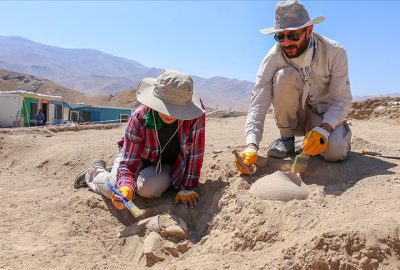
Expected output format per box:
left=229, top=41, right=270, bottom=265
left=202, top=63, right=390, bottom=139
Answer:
left=116, top=105, right=205, bottom=193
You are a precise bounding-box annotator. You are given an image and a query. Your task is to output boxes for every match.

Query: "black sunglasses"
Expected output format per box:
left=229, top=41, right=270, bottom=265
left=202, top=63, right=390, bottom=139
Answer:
left=274, top=29, right=306, bottom=43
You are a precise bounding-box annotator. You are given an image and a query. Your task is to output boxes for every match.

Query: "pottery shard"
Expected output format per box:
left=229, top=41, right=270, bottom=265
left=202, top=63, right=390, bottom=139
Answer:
left=119, top=221, right=147, bottom=238
left=162, top=225, right=187, bottom=239
left=143, top=232, right=165, bottom=266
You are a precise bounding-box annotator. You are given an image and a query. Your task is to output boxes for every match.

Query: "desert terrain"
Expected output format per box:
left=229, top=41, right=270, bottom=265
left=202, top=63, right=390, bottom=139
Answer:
left=0, top=101, right=399, bottom=269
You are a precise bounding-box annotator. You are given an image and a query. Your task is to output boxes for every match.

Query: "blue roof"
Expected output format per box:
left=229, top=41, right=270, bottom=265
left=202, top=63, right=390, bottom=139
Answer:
left=68, top=103, right=132, bottom=110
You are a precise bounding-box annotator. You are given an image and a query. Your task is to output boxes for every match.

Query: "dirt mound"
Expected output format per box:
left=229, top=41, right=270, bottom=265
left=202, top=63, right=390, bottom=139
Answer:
left=0, top=115, right=399, bottom=269
left=348, top=97, right=400, bottom=122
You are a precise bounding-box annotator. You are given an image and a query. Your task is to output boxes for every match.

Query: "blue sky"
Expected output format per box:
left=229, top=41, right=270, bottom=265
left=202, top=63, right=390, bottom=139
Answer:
left=0, top=1, right=399, bottom=96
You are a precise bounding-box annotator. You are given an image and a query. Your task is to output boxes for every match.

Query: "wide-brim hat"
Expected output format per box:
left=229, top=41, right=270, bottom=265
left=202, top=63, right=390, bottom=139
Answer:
left=260, top=0, right=325, bottom=35
left=137, top=69, right=204, bottom=120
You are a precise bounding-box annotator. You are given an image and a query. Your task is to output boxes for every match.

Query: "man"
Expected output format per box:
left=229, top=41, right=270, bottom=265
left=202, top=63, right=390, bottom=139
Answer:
left=237, top=0, right=352, bottom=174
left=35, top=109, right=45, bottom=126
left=74, top=70, right=205, bottom=209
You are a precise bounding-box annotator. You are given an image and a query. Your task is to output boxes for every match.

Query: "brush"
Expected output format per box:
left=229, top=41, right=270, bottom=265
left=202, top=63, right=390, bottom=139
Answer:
left=107, top=182, right=144, bottom=218
left=291, top=151, right=310, bottom=173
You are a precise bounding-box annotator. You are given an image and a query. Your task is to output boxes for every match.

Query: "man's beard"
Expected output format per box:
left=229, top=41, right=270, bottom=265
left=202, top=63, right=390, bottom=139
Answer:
left=283, top=36, right=310, bottom=58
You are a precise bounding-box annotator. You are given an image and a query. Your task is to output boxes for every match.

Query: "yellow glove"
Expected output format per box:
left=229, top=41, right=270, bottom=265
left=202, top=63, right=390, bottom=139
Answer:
left=175, top=190, right=199, bottom=205
left=235, top=146, right=257, bottom=174
left=302, top=127, right=330, bottom=156
left=111, top=186, right=134, bottom=210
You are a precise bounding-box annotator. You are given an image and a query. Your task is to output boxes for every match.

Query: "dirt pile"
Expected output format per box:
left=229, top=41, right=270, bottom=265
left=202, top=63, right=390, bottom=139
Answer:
left=349, top=97, right=400, bottom=122
left=0, top=115, right=399, bottom=269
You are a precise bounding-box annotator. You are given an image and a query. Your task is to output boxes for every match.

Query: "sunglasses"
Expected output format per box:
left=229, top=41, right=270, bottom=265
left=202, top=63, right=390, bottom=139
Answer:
left=274, top=29, right=306, bottom=43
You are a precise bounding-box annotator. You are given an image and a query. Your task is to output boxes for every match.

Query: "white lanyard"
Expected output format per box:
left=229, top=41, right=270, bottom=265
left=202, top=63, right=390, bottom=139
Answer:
left=152, top=110, right=182, bottom=175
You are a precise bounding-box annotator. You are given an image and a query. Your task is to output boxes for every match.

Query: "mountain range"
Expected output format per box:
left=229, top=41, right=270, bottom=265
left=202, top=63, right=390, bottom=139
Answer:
left=0, top=36, right=254, bottom=110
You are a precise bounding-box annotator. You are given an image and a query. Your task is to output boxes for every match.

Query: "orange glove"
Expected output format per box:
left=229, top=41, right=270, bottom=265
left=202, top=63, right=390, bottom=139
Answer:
left=175, top=190, right=199, bottom=208
left=111, top=186, right=134, bottom=210
left=235, top=146, right=257, bottom=174
left=302, top=127, right=330, bottom=156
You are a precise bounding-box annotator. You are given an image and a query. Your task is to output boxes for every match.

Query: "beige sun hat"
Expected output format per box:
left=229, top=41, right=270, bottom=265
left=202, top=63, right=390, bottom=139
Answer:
left=136, top=69, right=204, bottom=120
left=260, top=0, right=325, bottom=35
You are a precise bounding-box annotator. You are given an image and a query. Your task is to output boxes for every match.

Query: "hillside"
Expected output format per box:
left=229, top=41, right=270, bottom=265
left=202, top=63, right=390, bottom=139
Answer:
left=0, top=69, right=138, bottom=108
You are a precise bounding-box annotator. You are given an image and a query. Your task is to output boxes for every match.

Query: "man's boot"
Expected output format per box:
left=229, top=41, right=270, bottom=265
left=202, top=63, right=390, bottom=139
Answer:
left=267, top=137, right=295, bottom=158
left=74, top=160, right=106, bottom=189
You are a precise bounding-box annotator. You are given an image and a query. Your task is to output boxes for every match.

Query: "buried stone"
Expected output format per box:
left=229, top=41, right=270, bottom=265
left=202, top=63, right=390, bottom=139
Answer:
left=249, top=171, right=310, bottom=202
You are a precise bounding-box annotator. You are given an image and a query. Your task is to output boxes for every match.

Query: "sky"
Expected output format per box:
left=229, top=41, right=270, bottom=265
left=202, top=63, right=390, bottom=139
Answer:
left=0, top=0, right=399, bottom=97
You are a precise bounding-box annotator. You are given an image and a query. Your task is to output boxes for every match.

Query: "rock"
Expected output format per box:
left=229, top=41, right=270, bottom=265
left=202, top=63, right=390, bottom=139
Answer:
left=213, top=149, right=223, bottom=154
left=176, top=240, right=192, bottom=253
left=163, top=240, right=179, bottom=257
left=249, top=171, right=309, bottom=202
left=143, top=232, right=165, bottom=266
left=373, top=106, right=386, bottom=113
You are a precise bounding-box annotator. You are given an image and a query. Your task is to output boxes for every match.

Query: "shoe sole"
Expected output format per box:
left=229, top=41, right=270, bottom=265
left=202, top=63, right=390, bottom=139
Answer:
left=73, top=160, right=106, bottom=189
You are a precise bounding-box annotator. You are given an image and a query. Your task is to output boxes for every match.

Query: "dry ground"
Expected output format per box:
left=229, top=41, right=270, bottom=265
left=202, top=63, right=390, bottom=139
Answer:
left=0, top=115, right=399, bottom=269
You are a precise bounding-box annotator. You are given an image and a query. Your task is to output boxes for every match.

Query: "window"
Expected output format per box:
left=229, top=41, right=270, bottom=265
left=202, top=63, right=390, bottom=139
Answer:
left=119, top=114, right=129, bottom=123
left=54, top=104, right=63, bottom=120
left=30, top=103, right=38, bottom=120
left=70, top=111, right=79, bottom=122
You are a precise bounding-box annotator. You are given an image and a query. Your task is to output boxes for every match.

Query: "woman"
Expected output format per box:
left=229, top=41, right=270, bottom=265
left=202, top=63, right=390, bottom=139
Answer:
left=74, top=70, right=205, bottom=209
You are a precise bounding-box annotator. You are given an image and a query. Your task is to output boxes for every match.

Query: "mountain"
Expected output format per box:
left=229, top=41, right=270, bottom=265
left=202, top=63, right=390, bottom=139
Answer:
left=0, top=36, right=254, bottom=111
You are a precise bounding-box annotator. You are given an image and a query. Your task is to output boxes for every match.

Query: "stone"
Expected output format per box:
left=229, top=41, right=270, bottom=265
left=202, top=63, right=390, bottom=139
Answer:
left=143, top=232, right=165, bottom=266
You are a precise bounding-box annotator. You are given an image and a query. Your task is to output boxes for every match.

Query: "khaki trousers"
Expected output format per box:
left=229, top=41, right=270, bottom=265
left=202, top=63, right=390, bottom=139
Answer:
left=86, top=148, right=171, bottom=199
left=272, top=66, right=352, bottom=162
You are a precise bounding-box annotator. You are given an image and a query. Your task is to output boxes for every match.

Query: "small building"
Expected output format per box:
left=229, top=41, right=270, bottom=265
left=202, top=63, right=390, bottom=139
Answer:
left=0, top=91, right=66, bottom=128
left=67, top=103, right=133, bottom=124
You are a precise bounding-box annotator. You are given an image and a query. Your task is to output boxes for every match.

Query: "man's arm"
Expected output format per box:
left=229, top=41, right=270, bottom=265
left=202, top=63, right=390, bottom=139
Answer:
left=245, top=49, right=278, bottom=147
left=323, top=46, right=352, bottom=129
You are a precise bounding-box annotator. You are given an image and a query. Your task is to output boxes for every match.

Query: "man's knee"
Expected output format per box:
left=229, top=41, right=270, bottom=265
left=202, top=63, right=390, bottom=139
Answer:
left=322, top=139, right=350, bottom=162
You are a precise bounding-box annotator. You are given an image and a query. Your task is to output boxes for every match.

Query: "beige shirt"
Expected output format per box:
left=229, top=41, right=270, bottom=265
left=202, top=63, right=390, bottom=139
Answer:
left=245, top=33, right=352, bottom=146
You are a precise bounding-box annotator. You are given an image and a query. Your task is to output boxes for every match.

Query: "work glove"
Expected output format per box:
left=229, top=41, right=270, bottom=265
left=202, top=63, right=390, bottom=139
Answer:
left=175, top=190, right=199, bottom=208
left=302, top=126, right=330, bottom=156
left=111, top=186, right=134, bottom=210
left=235, top=145, right=258, bottom=174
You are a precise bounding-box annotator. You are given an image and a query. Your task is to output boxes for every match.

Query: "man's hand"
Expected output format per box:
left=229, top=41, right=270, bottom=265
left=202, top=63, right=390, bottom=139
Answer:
left=235, top=145, right=258, bottom=174
left=175, top=190, right=199, bottom=209
left=302, top=126, right=330, bottom=156
left=111, top=186, right=134, bottom=210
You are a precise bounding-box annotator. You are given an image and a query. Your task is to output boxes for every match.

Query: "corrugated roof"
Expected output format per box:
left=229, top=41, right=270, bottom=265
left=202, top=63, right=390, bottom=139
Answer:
left=0, top=90, right=62, bottom=100
left=68, top=103, right=132, bottom=110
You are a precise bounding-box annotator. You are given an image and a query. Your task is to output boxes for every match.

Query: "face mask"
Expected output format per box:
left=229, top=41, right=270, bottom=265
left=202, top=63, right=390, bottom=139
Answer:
left=145, top=109, right=163, bottom=130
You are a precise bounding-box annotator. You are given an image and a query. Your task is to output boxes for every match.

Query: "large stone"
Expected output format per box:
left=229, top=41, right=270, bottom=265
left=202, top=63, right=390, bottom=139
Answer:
left=143, top=232, right=166, bottom=266
left=249, top=171, right=309, bottom=202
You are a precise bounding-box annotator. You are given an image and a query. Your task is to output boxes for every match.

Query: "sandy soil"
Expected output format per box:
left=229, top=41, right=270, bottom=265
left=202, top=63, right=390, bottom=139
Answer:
left=0, top=115, right=399, bottom=270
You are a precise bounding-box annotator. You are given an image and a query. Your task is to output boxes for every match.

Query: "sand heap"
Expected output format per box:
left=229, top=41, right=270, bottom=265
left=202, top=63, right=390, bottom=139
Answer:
left=0, top=115, right=399, bottom=269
